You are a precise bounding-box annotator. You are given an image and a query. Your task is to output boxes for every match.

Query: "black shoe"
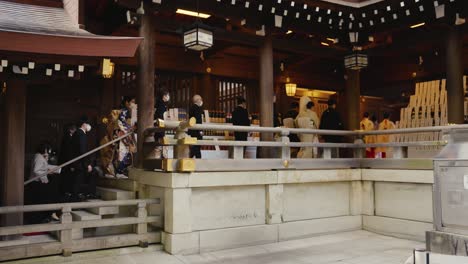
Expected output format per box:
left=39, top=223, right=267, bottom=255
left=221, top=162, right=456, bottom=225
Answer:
left=62, top=192, right=73, bottom=203
left=85, top=193, right=100, bottom=200
left=77, top=193, right=87, bottom=202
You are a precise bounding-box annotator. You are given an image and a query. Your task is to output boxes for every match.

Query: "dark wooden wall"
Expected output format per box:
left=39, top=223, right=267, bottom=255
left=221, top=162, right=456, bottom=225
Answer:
left=25, top=77, right=104, bottom=163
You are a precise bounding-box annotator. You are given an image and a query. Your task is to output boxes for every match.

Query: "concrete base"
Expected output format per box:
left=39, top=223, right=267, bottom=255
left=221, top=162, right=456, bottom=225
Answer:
left=163, top=216, right=362, bottom=255
left=133, top=168, right=435, bottom=255
left=426, top=230, right=468, bottom=256
left=363, top=215, right=433, bottom=242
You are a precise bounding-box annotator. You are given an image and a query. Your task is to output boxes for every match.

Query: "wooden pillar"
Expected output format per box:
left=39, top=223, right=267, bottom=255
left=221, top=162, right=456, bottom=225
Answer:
left=1, top=80, right=26, bottom=227
left=198, top=74, right=215, bottom=110
left=259, top=34, right=274, bottom=158
left=345, top=69, right=360, bottom=131
left=445, top=26, right=464, bottom=124
left=136, top=9, right=155, bottom=168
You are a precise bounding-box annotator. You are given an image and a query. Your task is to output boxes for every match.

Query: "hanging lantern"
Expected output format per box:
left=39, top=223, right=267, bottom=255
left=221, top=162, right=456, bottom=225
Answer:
left=285, top=77, right=297, bottom=97
left=344, top=53, right=368, bottom=70
left=102, top=58, right=115, bottom=79
left=183, top=22, right=213, bottom=51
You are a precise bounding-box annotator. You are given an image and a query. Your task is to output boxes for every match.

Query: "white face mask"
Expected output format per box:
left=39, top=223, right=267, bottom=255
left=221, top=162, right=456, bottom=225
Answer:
left=130, top=102, right=137, bottom=109
left=85, top=123, right=92, bottom=132
left=163, top=95, right=170, bottom=102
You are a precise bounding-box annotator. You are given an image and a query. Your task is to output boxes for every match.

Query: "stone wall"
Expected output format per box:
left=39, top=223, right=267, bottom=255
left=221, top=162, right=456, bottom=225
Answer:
left=131, top=168, right=434, bottom=254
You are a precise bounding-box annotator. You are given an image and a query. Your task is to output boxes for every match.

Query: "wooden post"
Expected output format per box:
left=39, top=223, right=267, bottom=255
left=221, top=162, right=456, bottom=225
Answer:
left=345, top=69, right=360, bottom=131
left=229, top=146, right=244, bottom=159
left=445, top=26, right=464, bottom=124
left=136, top=9, right=156, bottom=168
left=1, top=79, right=26, bottom=228
left=259, top=34, right=274, bottom=158
left=60, top=206, right=73, bottom=257
left=135, top=201, right=148, bottom=246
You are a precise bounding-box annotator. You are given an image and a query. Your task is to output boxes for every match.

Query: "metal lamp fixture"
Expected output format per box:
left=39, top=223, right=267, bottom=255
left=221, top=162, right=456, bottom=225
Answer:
left=285, top=77, right=297, bottom=97
left=183, top=0, right=213, bottom=51
left=183, top=22, right=213, bottom=51
left=344, top=53, right=368, bottom=70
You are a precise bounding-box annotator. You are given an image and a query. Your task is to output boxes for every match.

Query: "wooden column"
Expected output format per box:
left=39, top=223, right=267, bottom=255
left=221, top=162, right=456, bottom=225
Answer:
left=198, top=74, right=215, bottom=110
left=136, top=10, right=155, bottom=168
left=1, top=80, right=26, bottom=227
left=259, top=34, right=274, bottom=158
left=445, top=26, right=464, bottom=124
left=345, top=69, right=360, bottom=131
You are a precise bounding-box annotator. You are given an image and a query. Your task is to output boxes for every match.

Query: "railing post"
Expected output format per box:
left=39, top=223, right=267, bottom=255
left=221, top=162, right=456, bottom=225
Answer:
left=392, top=146, right=408, bottom=159
left=60, top=206, right=73, bottom=257
left=174, top=127, right=190, bottom=159
left=229, top=146, right=244, bottom=160
left=353, top=138, right=365, bottom=159
left=323, top=148, right=332, bottom=159
left=135, top=202, right=148, bottom=247
left=279, top=130, right=291, bottom=161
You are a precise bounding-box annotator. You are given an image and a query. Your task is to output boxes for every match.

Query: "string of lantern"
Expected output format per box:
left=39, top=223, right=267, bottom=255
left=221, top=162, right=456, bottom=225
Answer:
left=0, top=58, right=115, bottom=79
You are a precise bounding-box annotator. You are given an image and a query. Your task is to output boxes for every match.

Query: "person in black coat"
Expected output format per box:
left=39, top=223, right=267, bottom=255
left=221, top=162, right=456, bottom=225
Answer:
left=319, top=99, right=344, bottom=143
left=232, top=97, right=250, bottom=141
left=189, top=94, right=204, bottom=158
left=58, top=123, right=76, bottom=197
left=70, top=116, right=96, bottom=200
left=319, top=99, right=344, bottom=158
left=154, top=89, right=170, bottom=158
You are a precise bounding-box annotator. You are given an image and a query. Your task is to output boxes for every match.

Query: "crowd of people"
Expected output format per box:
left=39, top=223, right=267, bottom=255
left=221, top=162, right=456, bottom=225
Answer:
left=26, top=96, right=138, bottom=223
left=284, top=95, right=396, bottom=159
left=26, top=93, right=396, bottom=223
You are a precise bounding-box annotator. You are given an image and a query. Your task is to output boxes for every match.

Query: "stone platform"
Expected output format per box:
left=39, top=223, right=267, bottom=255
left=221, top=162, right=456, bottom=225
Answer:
left=3, top=231, right=423, bottom=264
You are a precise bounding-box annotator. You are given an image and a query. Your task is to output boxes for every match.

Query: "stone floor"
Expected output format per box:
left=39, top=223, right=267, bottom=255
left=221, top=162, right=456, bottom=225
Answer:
left=6, top=230, right=466, bottom=264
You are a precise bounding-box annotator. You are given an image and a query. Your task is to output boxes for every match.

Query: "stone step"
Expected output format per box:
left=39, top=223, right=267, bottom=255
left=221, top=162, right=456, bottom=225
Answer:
left=51, top=228, right=83, bottom=240
left=0, top=236, right=29, bottom=248
left=97, top=178, right=139, bottom=192
left=71, top=210, right=102, bottom=221
left=96, top=187, right=135, bottom=201
left=85, top=199, right=119, bottom=215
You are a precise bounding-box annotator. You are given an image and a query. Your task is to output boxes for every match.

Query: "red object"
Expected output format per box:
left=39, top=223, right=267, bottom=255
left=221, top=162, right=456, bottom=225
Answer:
left=366, top=148, right=375, bottom=158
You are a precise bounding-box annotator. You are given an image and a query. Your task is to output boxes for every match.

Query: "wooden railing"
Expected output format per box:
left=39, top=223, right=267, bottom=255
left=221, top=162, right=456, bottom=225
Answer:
left=0, top=199, right=161, bottom=261
left=142, top=121, right=466, bottom=172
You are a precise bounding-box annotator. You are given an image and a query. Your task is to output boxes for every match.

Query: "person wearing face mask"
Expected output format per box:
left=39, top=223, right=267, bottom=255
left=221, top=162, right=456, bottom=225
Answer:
left=188, top=94, right=204, bottom=159
left=154, top=89, right=170, bottom=158
left=70, top=116, right=97, bottom=201
left=26, top=142, right=61, bottom=223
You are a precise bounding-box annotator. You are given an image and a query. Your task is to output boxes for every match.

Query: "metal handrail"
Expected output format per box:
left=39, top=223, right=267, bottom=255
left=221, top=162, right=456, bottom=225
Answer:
left=24, top=118, right=172, bottom=186
left=24, top=129, right=136, bottom=185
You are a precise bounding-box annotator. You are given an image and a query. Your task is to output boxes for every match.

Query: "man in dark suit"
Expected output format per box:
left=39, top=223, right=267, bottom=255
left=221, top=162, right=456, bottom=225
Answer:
left=188, top=95, right=204, bottom=158
left=59, top=123, right=76, bottom=200
left=232, top=97, right=250, bottom=141
left=71, top=116, right=97, bottom=200
left=319, top=99, right=344, bottom=158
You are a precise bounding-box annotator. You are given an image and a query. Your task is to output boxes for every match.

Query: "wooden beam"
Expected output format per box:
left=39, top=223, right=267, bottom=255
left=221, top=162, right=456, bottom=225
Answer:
left=259, top=34, right=275, bottom=158
left=136, top=7, right=156, bottom=168
left=1, top=79, right=26, bottom=228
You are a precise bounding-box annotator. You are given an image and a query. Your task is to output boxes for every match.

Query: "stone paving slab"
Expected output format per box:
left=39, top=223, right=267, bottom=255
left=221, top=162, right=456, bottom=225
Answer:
left=7, top=231, right=467, bottom=264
